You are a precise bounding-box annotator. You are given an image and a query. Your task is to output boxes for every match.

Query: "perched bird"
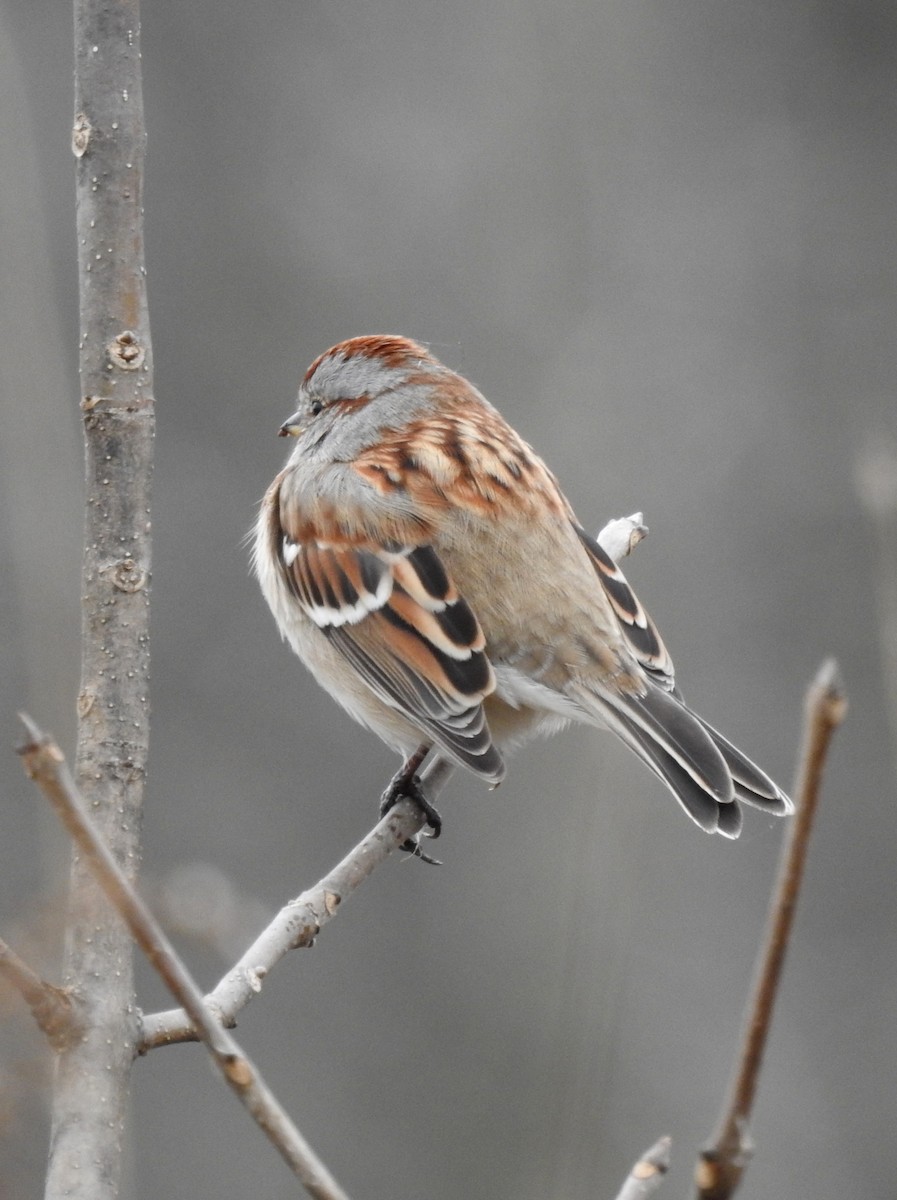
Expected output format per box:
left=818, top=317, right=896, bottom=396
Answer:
left=253, top=335, right=791, bottom=840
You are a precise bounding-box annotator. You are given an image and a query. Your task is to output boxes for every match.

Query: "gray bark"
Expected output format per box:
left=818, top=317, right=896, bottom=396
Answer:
left=45, top=3, right=153, bottom=1196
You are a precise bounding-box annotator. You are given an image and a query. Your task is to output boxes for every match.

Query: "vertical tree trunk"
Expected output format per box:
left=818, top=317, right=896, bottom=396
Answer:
left=45, top=3, right=153, bottom=1196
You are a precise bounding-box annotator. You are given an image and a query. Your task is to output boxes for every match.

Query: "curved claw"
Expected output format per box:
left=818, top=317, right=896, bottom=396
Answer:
left=380, top=772, right=443, bottom=835
left=380, top=749, right=443, bottom=862
left=402, top=837, right=443, bottom=867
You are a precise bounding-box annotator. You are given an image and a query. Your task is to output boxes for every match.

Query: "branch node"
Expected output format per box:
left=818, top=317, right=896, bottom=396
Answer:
left=615, top=1135, right=672, bottom=1200
left=222, top=1054, right=254, bottom=1090
left=16, top=713, right=64, bottom=772
left=808, top=657, right=847, bottom=726
left=72, top=112, right=93, bottom=157
left=694, top=1144, right=750, bottom=1200
left=106, top=329, right=146, bottom=371
left=108, top=557, right=149, bottom=593
left=0, top=938, right=82, bottom=1050
left=290, top=919, right=320, bottom=950
left=633, top=1135, right=671, bottom=1179
left=33, top=985, right=82, bottom=1052
left=246, top=966, right=266, bottom=993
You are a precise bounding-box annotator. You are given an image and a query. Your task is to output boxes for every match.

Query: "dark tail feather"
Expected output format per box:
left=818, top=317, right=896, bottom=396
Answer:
left=716, top=800, right=745, bottom=838
left=690, top=711, right=792, bottom=816
left=619, top=685, right=734, bottom=803
left=588, top=683, right=788, bottom=837
left=612, top=711, right=741, bottom=835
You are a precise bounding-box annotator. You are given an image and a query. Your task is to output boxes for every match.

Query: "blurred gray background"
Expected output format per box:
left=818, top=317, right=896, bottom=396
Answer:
left=2, top=1, right=896, bottom=1197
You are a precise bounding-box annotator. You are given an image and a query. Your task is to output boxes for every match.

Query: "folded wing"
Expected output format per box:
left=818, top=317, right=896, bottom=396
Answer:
left=279, top=534, right=505, bottom=782
left=575, top=525, right=676, bottom=691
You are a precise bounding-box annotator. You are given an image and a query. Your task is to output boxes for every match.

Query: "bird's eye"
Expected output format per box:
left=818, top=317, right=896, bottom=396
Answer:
left=309, top=398, right=324, bottom=417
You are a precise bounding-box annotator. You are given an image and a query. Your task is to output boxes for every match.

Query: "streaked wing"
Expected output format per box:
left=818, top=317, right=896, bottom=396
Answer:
left=279, top=535, right=504, bottom=781
left=575, top=525, right=676, bottom=691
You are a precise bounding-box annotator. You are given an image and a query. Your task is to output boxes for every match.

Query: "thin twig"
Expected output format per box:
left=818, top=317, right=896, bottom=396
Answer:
left=18, top=715, right=353, bottom=1200
left=142, top=799, right=427, bottom=1047
left=141, top=762, right=453, bottom=1049
left=612, top=1136, right=671, bottom=1200
left=695, top=659, right=847, bottom=1200
left=0, top=937, right=79, bottom=1050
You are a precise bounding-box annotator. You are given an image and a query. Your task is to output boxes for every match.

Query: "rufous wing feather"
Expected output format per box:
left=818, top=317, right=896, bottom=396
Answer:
left=278, top=529, right=505, bottom=782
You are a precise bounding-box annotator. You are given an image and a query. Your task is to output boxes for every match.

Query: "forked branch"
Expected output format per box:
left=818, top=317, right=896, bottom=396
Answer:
left=19, top=715, right=353, bottom=1200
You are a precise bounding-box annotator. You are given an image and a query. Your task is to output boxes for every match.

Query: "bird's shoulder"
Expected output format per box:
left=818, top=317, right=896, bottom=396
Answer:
left=351, top=400, right=574, bottom=526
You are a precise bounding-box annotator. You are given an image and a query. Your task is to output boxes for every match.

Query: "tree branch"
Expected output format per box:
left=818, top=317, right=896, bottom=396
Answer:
left=0, top=937, right=79, bottom=1050
left=45, top=2, right=156, bottom=1196
left=694, top=659, right=847, bottom=1200
left=19, top=715, right=354, bottom=1200
left=141, top=760, right=452, bottom=1049
left=613, top=1136, right=671, bottom=1200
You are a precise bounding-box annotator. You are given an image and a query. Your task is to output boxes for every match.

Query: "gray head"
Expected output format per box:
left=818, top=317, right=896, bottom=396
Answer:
left=278, top=335, right=457, bottom=463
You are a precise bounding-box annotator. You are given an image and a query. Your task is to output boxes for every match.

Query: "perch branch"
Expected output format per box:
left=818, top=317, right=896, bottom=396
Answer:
left=694, top=658, right=847, bottom=1200
left=141, top=514, right=648, bottom=1047
left=0, top=937, right=79, bottom=1050
left=141, top=763, right=449, bottom=1049
left=613, top=1136, right=671, bottom=1200
left=19, top=715, right=353, bottom=1200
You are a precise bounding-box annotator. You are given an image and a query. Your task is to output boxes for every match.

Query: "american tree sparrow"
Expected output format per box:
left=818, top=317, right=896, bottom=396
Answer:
left=254, top=336, right=791, bottom=840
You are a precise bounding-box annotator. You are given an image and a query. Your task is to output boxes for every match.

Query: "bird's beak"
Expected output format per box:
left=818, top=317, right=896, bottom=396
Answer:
left=278, top=414, right=304, bottom=438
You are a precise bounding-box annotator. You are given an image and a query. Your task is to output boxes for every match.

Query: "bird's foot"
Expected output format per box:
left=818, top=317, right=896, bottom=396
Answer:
left=380, top=754, right=443, bottom=865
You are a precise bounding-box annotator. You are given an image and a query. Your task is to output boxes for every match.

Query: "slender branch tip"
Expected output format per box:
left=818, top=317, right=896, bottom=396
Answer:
left=615, top=1135, right=672, bottom=1200
left=636, top=1135, right=671, bottom=1177
left=809, top=658, right=847, bottom=724
left=694, top=659, right=845, bottom=1198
